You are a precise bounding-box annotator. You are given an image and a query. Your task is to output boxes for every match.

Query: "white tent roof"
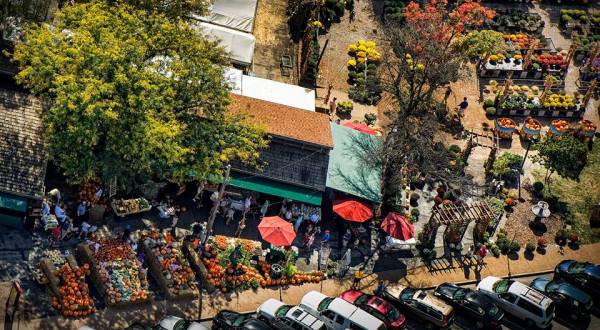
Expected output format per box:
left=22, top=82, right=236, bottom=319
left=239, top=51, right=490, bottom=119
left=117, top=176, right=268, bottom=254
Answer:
left=194, top=22, right=255, bottom=66
left=224, top=67, right=315, bottom=111
left=197, top=0, right=258, bottom=33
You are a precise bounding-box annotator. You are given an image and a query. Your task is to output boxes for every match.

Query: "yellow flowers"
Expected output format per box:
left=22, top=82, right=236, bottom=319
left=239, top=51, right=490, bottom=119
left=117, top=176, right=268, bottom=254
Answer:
left=416, top=63, right=425, bottom=71
left=347, top=59, right=357, bottom=66
left=347, top=39, right=381, bottom=62
left=514, top=54, right=523, bottom=60
left=311, top=21, right=323, bottom=28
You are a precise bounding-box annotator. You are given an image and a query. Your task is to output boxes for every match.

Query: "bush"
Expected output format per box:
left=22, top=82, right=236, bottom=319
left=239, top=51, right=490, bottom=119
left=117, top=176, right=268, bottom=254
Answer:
left=525, top=243, right=535, bottom=252
left=337, top=101, right=353, bottom=115
left=448, top=145, right=461, bottom=154
left=410, top=192, right=420, bottom=201
left=486, top=107, right=496, bottom=115
left=410, top=208, right=420, bottom=217
left=482, top=232, right=490, bottom=244
left=509, top=241, right=521, bottom=253
left=492, top=152, right=523, bottom=179
left=364, top=113, right=377, bottom=125
left=533, top=181, right=544, bottom=192
left=483, top=99, right=495, bottom=108
left=491, top=245, right=501, bottom=257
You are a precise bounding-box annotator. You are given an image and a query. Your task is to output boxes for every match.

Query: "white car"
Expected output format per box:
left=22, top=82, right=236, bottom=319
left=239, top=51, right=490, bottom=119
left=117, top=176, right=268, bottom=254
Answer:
left=477, top=277, right=555, bottom=329
left=300, top=290, right=386, bottom=330
left=256, top=298, right=325, bottom=330
left=155, top=315, right=209, bottom=330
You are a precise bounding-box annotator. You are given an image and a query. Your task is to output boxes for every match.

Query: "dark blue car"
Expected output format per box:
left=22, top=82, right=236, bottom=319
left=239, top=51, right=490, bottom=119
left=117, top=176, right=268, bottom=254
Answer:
left=555, top=260, right=600, bottom=298
left=531, top=277, right=593, bottom=319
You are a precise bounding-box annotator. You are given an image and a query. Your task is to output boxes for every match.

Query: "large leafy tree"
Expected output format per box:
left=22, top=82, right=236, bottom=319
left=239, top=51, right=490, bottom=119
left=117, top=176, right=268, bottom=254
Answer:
left=533, top=135, right=588, bottom=185
left=378, top=0, right=495, bottom=211
left=10, top=1, right=267, bottom=189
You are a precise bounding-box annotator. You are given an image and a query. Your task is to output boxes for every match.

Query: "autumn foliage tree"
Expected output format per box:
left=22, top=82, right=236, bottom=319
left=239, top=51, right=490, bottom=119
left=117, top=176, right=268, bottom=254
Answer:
left=378, top=0, right=495, bottom=212
left=10, top=1, right=268, bottom=189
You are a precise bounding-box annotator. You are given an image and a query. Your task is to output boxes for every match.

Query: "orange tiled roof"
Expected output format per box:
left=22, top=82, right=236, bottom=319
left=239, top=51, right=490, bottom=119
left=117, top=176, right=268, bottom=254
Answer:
left=228, top=94, right=333, bottom=148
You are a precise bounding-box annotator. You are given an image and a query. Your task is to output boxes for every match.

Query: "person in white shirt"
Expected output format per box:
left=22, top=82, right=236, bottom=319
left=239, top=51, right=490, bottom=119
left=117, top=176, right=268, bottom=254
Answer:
left=54, top=203, right=67, bottom=223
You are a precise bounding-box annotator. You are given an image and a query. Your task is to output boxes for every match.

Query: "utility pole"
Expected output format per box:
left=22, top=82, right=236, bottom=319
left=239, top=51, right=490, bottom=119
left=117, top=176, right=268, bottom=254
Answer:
left=204, top=164, right=231, bottom=244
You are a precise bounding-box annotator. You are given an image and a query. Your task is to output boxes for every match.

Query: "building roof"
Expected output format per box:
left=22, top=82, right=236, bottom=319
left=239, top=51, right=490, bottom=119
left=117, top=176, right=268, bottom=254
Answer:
left=326, top=123, right=382, bottom=202
left=0, top=89, right=47, bottom=198
left=228, top=94, right=333, bottom=148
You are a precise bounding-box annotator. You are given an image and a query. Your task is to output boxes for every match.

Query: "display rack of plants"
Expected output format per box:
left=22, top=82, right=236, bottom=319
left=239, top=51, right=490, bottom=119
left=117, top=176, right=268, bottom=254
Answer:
left=502, top=34, right=553, bottom=50
left=480, top=49, right=567, bottom=80
left=382, top=0, right=410, bottom=23
left=560, top=9, right=590, bottom=36
left=77, top=240, right=150, bottom=306
left=519, top=117, right=542, bottom=139
left=191, top=235, right=324, bottom=294
left=347, top=40, right=382, bottom=105
left=140, top=230, right=198, bottom=300
left=483, top=10, right=544, bottom=34
left=494, top=90, right=582, bottom=118
left=573, top=34, right=600, bottom=61
left=39, top=250, right=96, bottom=317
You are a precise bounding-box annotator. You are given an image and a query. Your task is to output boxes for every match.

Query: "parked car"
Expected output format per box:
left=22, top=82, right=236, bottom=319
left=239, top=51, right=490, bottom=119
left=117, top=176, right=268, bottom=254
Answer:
left=477, top=277, right=555, bottom=329
left=300, top=290, right=387, bottom=330
left=213, top=310, right=273, bottom=330
left=339, top=290, right=406, bottom=329
left=383, top=284, right=454, bottom=328
left=256, top=298, right=325, bottom=330
left=555, top=260, right=600, bottom=297
left=153, top=315, right=209, bottom=330
left=433, top=283, right=504, bottom=329
left=531, top=277, right=594, bottom=319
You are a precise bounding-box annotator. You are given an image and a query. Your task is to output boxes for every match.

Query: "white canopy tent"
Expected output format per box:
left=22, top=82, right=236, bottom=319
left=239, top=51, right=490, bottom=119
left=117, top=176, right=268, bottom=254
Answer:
left=194, top=22, right=255, bottom=66
left=224, top=67, right=316, bottom=111
left=196, top=0, right=258, bottom=33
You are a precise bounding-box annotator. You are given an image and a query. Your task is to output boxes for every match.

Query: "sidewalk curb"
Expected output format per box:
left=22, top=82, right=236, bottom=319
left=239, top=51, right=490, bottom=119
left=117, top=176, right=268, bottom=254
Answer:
left=197, top=269, right=556, bottom=322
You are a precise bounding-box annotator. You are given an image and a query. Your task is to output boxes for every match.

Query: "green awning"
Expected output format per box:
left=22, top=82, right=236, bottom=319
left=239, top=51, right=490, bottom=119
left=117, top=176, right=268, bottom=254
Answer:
left=0, top=192, right=28, bottom=213
left=229, top=176, right=322, bottom=206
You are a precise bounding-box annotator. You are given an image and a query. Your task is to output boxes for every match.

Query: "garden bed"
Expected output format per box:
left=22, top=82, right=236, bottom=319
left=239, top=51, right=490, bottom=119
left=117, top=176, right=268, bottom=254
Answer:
left=77, top=240, right=150, bottom=307
left=140, top=230, right=198, bottom=301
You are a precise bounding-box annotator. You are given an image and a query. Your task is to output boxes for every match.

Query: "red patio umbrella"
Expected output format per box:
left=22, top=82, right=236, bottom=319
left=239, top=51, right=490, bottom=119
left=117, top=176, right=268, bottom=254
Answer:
left=333, top=198, right=373, bottom=222
left=258, top=216, right=297, bottom=246
left=342, top=122, right=377, bottom=135
left=381, top=212, right=414, bottom=240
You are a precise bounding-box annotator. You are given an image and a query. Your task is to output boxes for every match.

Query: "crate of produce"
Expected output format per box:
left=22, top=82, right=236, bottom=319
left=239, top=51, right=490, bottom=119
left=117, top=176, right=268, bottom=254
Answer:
left=112, top=197, right=151, bottom=217
left=520, top=117, right=542, bottom=139
left=495, top=118, right=516, bottom=139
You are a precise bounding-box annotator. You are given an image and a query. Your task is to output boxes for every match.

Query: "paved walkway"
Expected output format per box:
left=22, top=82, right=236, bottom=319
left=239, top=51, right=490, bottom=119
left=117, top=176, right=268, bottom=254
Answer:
left=2, top=242, right=599, bottom=330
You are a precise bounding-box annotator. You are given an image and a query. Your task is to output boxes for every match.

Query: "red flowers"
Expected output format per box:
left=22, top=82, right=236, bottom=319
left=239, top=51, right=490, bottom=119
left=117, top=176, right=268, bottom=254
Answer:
left=535, top=54, right=567, bottom=69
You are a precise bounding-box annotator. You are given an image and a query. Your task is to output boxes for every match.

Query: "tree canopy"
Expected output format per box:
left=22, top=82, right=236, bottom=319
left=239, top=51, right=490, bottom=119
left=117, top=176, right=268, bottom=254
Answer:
left=533, top=135, right=588, bottom=182
left=10, top=1, right=267, bottom=189
left=454, top=30, right=507, bottom=58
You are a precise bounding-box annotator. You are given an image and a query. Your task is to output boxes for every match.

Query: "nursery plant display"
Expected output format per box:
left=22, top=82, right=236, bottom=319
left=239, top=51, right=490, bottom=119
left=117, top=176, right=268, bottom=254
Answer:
left=483, top=10, right=544, bottom=34
left=199, top=235, right=324, bottom=293
left=347, top=40, right=382, bottom=105
left=560, top=9, right=590, bottom=35
left=79, top=239, right=149, bottom=306
left=141, top=230, right=198, bottom=300
left=495, top=117, right=516, bottom=139
left=51, top=263, right=96, bottom=317
left=521, top=117, right=542, bottom=139
left=336, top=101, right=354, bottom=115
left=490, top=87, right=583, bottom=118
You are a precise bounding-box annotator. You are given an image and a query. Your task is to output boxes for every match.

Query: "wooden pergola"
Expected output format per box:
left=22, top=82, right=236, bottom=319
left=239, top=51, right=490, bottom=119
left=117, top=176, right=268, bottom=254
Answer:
left=429, top=201, right=496, bottom=226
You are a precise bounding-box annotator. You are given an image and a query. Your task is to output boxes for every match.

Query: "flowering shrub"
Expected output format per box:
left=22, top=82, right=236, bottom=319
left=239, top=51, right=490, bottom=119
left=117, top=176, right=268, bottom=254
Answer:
left=347, top=40, right=382, bottom=105
left=534, top=54, right=567, bottom=70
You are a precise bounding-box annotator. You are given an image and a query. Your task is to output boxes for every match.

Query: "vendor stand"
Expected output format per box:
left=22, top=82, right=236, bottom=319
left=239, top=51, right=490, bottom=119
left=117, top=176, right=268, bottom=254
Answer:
left=139, top=230, right=198, bottom=300
left=38, top=250, right=96, bottom=317
left=111, top=197, right=151, bottom=218
left=495, top=118, right=516, bottom=139
left=184, top=235, right=324, bottom=294
left=77, top=239, right=150, bottom=306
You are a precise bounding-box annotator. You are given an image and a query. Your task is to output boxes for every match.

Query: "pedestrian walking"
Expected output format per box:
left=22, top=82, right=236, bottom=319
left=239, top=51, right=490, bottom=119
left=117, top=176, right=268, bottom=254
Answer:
left=352, top=267, right=365, bottom=289
left=458, top=97, right=469, bottom=117
left=349, top=8, right=355, bottom=22
left=294, top=214, right=303, bottom=232
left=477, top=244, right=488, bottom=270
left=322, top=229, right=330, bottom=244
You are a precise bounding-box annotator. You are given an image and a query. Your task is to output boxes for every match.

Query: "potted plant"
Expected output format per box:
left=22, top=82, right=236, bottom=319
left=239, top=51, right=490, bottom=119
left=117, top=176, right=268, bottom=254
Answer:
left=364, top=113, right=377, bottom=126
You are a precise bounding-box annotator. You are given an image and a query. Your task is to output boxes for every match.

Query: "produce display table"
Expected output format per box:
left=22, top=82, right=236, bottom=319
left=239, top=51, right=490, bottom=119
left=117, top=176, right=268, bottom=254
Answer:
left=140, top=230, right=198, bottom=300
left=38, top=251, right=96, bottom=317
left=519, top=117, right=541, bottom=140
left=111, top=198, right=151, bottom=217
left=495, top=118, right=516, bottom=139
left=77, top=240, right=150, bottom=307
left=182, top=239, right=216, bottom=293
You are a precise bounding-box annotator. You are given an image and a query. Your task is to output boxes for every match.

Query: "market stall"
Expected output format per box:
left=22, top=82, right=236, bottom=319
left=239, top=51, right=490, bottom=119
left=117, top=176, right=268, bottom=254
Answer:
left=38, top=250, right=96, bottom=317
left=185, top=235, right=324, bottom=294
left=77, top=239, right=150, bottom=306
left=492, top=88, right=583, bottom=118
left=140, top=230, right=198, bottom=300
left=111, top=197, right=151, bottom=217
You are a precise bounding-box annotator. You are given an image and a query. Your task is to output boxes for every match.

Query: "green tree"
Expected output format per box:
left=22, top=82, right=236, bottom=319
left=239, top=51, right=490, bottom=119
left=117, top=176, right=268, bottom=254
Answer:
left=454, top=30, right=507, bottom=58
left=533, top=135, right=588, bottom=185
left=9, top=1, right=267, bottom=189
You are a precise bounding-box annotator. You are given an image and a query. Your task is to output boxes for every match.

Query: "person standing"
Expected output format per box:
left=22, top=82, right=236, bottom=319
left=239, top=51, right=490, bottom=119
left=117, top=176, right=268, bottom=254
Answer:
left=477, top=244, right=488, bottom=271
left=76, top=200, right=88, bottom=224
left=260, top=200, right=270, bottom=219
left=374, top=280, right=385, bottom=296
left=54, top=202, right=67, bottom=223
left=193, top=181, right=205, bottom=207
left=458, top=97, right=469, bottom=117
left=294, top=214, right=303, bottom=232
left=225, top=207, right=235, bottom=225
left=328, top=97, right=337, bottom=118
left=352, top=267, right=365, bottom=290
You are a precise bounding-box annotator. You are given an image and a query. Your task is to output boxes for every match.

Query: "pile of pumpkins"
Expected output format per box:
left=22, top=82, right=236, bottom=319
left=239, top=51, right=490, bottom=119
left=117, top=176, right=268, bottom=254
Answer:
left=154, top=244, right=196, bottom=291
left=51, top=263, right=95, bottom=317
